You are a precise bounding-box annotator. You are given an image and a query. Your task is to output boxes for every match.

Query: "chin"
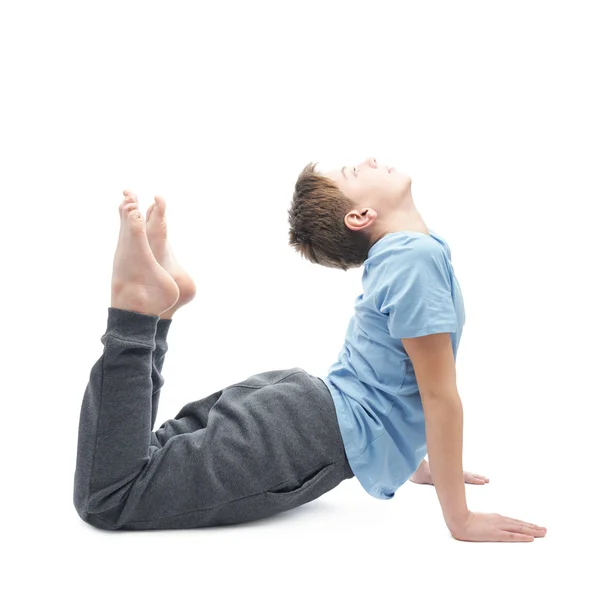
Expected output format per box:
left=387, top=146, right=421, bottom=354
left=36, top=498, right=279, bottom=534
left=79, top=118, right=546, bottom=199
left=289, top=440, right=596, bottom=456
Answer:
left=394, top=171, right=412, bottom=190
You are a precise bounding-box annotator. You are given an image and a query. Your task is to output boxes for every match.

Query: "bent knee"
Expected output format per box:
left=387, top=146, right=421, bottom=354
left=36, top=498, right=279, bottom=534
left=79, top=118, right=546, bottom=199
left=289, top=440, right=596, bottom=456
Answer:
left=74, top=503, right=123, bottom=531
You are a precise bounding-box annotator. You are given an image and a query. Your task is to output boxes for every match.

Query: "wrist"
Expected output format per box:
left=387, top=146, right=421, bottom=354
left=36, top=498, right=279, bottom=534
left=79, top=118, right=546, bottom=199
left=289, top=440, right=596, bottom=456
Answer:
left=444, top=508, right=471, bottom=532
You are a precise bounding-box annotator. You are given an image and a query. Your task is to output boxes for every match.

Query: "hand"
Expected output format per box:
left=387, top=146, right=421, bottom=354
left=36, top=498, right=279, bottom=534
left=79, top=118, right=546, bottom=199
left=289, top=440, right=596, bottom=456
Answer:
left=409, top=459, right=489, bottom=486
left=449, top=511, right=547, bottom=542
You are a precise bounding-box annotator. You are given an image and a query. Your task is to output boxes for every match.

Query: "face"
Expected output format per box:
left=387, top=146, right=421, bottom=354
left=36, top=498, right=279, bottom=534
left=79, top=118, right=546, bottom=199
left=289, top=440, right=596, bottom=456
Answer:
left=322, top=157, right=412, bottom=232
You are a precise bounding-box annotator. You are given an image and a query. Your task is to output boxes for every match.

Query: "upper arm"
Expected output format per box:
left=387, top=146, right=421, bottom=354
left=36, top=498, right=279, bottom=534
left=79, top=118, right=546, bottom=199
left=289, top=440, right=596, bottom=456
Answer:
left=381, top=242, right=457, bottom=340
left=402, top=332, right=457, bottom=398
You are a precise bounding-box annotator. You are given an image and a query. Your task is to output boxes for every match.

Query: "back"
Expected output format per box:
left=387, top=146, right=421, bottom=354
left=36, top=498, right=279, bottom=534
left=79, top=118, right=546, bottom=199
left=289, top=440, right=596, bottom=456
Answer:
left=320, top=229, right=466, bottom=499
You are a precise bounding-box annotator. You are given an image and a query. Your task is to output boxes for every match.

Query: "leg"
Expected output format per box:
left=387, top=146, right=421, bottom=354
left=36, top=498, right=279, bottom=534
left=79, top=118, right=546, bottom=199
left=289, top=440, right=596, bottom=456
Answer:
left=74, top=343, right=353, bottom=530
left=149, top=317, right=225, bottom=447
left=72, top=307, right=221, bottom=531
left=72, top=191, right=241, bottom=530
left=125, top=368, right=354, bottom=530
left=73, top=192, right=352, bottom=530
left=149, top=318, right=172, bottom=440
left=73, top=308, right=163, bottom=528
left=142, top=188, right=197, bottom=442
left=73, top=191, right=180, bottom=528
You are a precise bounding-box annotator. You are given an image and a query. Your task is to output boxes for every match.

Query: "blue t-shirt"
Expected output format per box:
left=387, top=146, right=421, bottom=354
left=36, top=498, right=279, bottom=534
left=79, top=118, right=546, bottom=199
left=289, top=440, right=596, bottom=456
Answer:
left=321, top=229, right=466, bottom=499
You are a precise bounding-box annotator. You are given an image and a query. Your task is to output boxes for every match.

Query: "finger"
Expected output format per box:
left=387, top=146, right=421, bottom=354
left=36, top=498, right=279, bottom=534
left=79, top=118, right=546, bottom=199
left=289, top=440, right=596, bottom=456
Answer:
left=506, top=517, right=546, bottom=531
left=465, top=474, right=485, bottom=485
left=498, top=531, right=535, bottom=542
left=501, top=520, right=545, bottom=537
left=465, top=473, right=487, bottom=483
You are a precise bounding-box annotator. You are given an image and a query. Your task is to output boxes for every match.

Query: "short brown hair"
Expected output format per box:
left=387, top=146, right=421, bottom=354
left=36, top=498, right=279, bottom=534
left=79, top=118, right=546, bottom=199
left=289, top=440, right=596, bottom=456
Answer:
left=288, top=162, right=371, bottom=271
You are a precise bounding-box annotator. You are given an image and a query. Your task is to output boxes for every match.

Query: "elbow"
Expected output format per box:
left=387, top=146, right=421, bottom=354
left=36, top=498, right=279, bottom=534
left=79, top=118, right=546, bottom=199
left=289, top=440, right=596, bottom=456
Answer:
left=421, top=389, right=463, bottom=411
left=420, top=386, right=461, bottom=403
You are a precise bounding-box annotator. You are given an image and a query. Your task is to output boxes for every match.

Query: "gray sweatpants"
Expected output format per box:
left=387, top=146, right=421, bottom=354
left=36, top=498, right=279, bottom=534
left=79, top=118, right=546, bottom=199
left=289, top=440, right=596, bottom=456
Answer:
left=73, top=307, right=354, bottom=530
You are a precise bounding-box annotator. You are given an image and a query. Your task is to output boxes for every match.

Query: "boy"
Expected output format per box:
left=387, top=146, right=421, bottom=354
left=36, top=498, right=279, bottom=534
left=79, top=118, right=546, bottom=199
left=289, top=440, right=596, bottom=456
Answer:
left=73, top=157, right=547, bottom=541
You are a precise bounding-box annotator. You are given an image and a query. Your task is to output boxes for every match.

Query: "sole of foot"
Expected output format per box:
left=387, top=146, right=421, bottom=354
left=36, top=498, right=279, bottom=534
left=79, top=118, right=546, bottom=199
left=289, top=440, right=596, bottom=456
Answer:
left=111, top=194, right=180, bottom=317
left=144, top=193, right=197, bottom=308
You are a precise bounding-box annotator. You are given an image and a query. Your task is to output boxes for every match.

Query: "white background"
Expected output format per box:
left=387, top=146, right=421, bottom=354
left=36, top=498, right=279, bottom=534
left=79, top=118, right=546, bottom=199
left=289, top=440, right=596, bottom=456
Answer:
left=1, top=0, right=598, bottom=598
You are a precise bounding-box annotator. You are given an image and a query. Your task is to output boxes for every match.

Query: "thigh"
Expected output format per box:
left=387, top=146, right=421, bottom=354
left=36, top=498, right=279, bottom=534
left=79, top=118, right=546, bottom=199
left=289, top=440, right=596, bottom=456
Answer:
left=151, top=388, right=223, bottom=447
left=118, top=368, right=351, bottom=529
left=151, top=367, right=322, bottom=446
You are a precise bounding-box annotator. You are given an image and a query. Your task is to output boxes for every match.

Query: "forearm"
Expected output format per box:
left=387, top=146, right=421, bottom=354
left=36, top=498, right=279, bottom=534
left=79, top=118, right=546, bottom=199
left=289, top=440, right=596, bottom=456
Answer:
left=423, top=392, right=469, bottom=528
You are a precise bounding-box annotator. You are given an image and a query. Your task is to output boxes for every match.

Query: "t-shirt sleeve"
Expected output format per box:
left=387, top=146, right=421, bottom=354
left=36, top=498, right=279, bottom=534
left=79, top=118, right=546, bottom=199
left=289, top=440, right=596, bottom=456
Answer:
left=379, top=242, right=457, bottom=339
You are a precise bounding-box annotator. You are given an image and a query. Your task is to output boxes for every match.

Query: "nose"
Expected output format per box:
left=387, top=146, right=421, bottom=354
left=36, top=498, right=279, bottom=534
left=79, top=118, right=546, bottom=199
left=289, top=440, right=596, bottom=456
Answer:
left=360, top=157, right=378, bottom=169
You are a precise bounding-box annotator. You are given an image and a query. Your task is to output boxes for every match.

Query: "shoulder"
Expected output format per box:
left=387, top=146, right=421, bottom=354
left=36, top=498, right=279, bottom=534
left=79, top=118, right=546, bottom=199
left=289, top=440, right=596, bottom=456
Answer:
left=380, top=237, right=450, bottom=291
left=385, top=235, right=446, bottom=267
left=365, top=233, right=447, bottom=284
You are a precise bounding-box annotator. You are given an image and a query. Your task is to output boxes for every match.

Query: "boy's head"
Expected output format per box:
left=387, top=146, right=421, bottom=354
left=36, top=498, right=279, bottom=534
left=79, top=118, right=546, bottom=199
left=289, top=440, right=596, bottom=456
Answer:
left=288, top=157, right=413, bottom=270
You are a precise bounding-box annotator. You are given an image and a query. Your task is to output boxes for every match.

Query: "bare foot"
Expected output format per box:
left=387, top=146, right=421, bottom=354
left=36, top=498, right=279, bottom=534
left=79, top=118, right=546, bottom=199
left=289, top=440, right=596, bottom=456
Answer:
left=136, top=192, right=197, bottom=313
left=111, top=193, right=180, bottom=317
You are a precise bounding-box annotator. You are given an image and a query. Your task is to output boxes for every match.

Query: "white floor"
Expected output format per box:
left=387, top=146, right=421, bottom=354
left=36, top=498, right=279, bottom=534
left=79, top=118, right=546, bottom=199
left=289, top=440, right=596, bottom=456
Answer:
left=9, top=451, right=594, bottom=600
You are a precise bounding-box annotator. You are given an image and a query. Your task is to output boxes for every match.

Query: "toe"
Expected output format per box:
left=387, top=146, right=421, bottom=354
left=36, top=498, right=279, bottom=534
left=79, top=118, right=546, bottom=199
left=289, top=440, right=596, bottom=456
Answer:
left=121, top=193, right=137, bottom=211
left=127, top=207, right=146, bottom=231
left=146, top=203, right=155, bottom=221
left=154, top=195, right=167, bottom=215
left=121, top=198, right=138, bottom=217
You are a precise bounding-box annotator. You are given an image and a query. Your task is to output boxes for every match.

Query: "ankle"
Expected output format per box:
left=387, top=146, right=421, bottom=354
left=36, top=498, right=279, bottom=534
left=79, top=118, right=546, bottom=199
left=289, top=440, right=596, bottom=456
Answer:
left=111, top=297, right=161, bottom=317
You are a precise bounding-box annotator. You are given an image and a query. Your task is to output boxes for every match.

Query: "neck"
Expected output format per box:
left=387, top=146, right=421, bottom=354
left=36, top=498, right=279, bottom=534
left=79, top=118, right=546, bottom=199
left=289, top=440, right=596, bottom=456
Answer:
left=371, top=189, right=429, bottom=245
